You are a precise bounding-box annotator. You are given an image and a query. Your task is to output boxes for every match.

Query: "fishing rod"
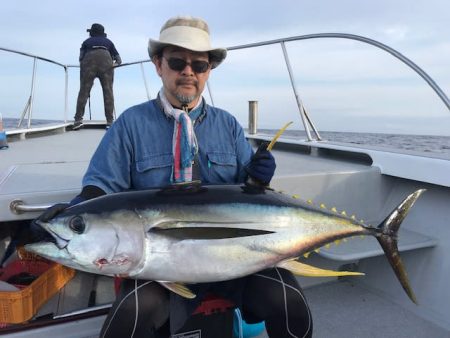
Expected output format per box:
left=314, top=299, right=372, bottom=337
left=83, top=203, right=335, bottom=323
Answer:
left=88, top=94, right=92, bottom=120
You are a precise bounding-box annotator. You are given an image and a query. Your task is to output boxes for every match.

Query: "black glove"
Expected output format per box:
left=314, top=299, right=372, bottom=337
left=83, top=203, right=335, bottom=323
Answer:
left=40, top=185, right=105, bottom=221
left=34, top=185, right=106, bottom=223
left=35, top=203, right=70, bottom=223
left=29, top=185, right=106, bottom=244
left=245, top=142, right=276, bottom=185
left=29, top=203, right=70, bottom=243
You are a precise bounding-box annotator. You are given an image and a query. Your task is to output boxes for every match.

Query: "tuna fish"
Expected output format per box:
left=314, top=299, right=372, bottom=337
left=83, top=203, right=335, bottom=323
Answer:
left=25, top=183, right=424, bottom=303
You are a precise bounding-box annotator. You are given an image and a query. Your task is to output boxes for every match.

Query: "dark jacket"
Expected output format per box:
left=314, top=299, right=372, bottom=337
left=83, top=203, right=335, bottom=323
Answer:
left=79, top=36, right=121, bottom=64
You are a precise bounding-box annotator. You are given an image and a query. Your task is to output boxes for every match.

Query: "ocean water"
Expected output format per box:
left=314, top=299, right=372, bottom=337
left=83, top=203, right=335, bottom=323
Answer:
left=257, top=128, right=450, bottom=160
left=2, top=117, right=62, bottom=130
left=3, top=118, right=450, bottom=160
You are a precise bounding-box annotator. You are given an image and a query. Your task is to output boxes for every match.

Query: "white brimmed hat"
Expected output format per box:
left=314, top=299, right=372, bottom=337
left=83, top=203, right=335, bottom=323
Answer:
left=148, top=16, right=227, bottom=69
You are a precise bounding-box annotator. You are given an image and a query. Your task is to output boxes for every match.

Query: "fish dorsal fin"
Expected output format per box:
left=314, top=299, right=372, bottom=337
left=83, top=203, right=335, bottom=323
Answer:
left=157, top=181, right=206, bottom=196
left=158, top=281, right=196, bottom=299
left=241, top=183, right=267, bottom=194
left=277, top=259, right=364, bottom=277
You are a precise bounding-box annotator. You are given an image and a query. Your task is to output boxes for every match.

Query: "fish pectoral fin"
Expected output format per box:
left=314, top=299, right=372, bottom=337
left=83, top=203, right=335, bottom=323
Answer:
left=158, top=281, right=196, bottom=299
left=277, top=260, right=365, bottom=277
left=149, top=226, right=273, bottom=240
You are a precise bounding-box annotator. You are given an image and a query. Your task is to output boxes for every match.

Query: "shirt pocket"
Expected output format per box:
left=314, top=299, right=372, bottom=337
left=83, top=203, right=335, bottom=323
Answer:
left=206, top=152, right=237, bottom=183
left=134, top=154, right=173, bottom=188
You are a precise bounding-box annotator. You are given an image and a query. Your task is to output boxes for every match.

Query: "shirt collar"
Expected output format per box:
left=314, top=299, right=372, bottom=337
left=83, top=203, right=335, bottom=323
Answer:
left=155, top=94, right=207, bottom=123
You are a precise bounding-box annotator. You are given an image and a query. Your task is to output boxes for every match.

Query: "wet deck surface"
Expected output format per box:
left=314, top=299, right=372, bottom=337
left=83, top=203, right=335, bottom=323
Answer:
left=256, top=280, right=449, bottom=338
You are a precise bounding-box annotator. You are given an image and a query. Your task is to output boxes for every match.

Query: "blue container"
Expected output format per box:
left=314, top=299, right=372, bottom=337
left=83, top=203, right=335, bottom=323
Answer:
left=0, top=131, right=8, bottom=149
left=233, top=309, right=265, bottom=338
left=0, top=113, right=8, bottom=150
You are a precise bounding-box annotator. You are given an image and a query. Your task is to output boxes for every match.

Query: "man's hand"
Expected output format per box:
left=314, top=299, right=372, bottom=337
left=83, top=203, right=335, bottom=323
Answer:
left=30, top=185, right=104, bottom=240
left=245, top=142, right=276, bottom=186
left=29, top=203, right=70, bottom=242
left=114, top=55, right=122, bottom=66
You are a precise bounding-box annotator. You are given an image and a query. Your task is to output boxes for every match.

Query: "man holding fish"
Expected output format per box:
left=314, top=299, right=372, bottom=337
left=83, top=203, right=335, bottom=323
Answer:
left=35, top=15, right=313, bottom=338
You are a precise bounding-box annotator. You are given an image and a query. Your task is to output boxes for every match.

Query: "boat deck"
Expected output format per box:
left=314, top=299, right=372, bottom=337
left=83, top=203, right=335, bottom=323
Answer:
left=305, top=280, right=449, bottom=338
left=254, top=279, right=449, bottom=338
left=3, top=277, right=447, bottom=338
left=1, top=125, right=449, bottom=337
left=0, top=125, right=105, bottom=220
left=0, top=125, right=381, bottom=221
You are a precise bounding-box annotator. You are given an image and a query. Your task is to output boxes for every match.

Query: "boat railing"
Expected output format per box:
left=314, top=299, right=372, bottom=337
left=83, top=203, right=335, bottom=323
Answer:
left=226, top=33, right=450, bottom=140
left=0, top=48, right=155, bottom=131
left=2, top=33, right=449, bottom=139
left=66, top=59, right=154, bottom=101
left=0, top=47, right=69, bottom=129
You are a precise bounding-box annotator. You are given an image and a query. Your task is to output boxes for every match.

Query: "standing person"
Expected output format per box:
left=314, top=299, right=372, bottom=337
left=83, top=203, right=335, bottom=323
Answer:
left=36, top=16, right=312, bottom=338
left=73, top=23, right=122, bottom=130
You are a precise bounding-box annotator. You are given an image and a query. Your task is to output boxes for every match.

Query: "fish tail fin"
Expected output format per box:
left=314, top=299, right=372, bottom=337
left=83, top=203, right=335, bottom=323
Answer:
left=376, top=189, right=426, bottom=304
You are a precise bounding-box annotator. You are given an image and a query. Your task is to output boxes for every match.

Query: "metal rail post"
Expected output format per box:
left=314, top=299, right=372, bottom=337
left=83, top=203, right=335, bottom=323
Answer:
left=248, top=101, right=258, bottom=134
left=17, top=57, right=37, bottom=129
left=140, top=62, right=151, bottom=101
left=206, top=81, right=215, bottom=107
left=64, top=66, right=68, bottom=123
left=280, top=42, right=315, bottom=141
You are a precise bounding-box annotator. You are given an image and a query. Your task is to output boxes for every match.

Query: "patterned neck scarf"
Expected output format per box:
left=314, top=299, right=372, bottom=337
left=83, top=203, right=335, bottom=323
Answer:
left=159, top=89, right=203, bottom=183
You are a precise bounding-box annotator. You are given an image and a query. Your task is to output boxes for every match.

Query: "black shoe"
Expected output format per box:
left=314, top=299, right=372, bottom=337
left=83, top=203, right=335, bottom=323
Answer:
left=73, top=121, right=84, bottom=130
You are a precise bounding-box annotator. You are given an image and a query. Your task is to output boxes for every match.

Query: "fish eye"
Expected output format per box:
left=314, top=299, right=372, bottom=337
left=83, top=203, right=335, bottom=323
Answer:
left=69, top=216, right=86, bottom=234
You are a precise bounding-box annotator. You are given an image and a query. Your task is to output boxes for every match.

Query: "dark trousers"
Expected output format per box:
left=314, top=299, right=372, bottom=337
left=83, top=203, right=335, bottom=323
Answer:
left=99, top=268, right=313, bottom=338
left=75, top=49, right=115, bottom=124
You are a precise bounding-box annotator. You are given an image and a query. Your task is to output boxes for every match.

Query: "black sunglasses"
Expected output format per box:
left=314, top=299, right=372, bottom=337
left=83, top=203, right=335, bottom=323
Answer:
left=163, top=57, right=210, bottom=73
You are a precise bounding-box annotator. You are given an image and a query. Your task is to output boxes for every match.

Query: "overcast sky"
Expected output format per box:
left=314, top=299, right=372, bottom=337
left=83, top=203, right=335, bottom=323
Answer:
left=0, top=0, right=449, bottom=135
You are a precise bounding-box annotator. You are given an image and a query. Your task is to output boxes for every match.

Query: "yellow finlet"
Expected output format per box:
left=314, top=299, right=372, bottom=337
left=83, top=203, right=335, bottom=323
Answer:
left=277, top=260, right=365, bottom=277
left=320, top=203, right=327, bottom=209
left=292, top=194, right=300, bottom=199
left=331, top=207, right=337, bottom=212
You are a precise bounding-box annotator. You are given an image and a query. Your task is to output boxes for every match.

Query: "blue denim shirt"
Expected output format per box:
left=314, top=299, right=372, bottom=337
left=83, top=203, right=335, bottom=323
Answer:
left=82, top=99, right=253, bottom=193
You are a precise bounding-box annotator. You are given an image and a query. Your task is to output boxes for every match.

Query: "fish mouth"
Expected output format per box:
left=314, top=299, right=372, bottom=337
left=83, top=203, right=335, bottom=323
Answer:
left=30, top=220, right=69, bottom=249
